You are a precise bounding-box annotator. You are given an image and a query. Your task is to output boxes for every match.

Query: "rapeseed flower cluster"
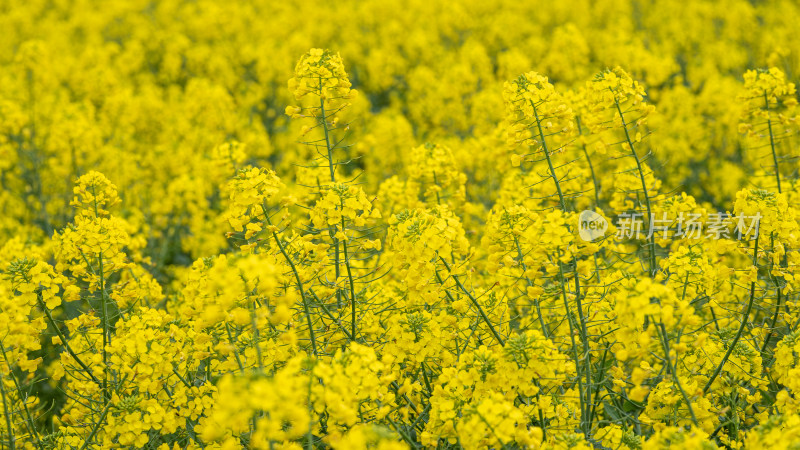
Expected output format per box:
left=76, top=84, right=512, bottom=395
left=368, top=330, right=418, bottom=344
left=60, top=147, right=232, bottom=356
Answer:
left=2, top=1, right=800, bottom=449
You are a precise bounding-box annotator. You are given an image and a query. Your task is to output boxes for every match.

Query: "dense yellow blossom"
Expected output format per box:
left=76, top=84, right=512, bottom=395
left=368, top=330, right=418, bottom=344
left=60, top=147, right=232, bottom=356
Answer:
left=1, top=0, right=800, bottom=448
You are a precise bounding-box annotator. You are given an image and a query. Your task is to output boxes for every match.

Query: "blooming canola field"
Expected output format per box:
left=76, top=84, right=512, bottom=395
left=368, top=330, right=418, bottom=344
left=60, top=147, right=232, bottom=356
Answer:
left=2, top=0, right=800, bottom=448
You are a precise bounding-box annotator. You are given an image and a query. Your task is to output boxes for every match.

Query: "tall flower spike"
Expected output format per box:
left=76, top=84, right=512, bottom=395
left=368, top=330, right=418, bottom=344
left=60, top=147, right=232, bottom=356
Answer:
left=737, top=67, right=798, bottom=193
left=225, top=166, right=285, bottom=233
left=286, top=48, right=358, bottom=119
left=584, top=68, right=661, bottom=280
left=286, top=48, right=358, bottom=183
left=503, top=71, right=575, bottom=155
left=585, top=67, right=655, bottom=135
left=739, top=67, right=798, bottom=114
left=71, top=171, right=120, bottom=218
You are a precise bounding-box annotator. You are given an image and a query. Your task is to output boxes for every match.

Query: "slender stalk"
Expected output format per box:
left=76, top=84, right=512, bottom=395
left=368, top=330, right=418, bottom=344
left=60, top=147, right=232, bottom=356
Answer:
left=557, top=259, right=587, bottom=438
left=224, top=323, right=245, bottom=373
left=654, top=322, right=698, bottom=426
left=703, top=233, right=759, bottom=394
left=385, top=416, right=419, bottom=449
left=762, top=234, right=787, bottom=360
left=309, top=289, right=353, bottom=340
left=79, top=400, right=113, bottom=450
left=0, top=346, right=42, bottom=447
left=36, top=294, right=101, bottom=385
left=249, top=301, right=264, bottom=371
left=319, top=78, right=335, bottom=182
left=537, top=390, right=547, bottom=440
left=761, top=287, right=781, bottom=355
left=576, top=117, right=600, bottom=207
left=340, top=214, right=358, bottom=341
left=263, top=210, right=318, bottom=356
left=613, top=94, right=656, bottom=278
left=318, top=76, right=344, bottom=312
left=98, top=252, right=110, bottom=404
left=573, top=263, right=592, bottom=435
left=514, top=235, right=549, bottom=338
left=89, top=186, right=111, bottom=403
left=587, top=347, right=609, bottom=427
left=530, top=100, right=566, bottom=211
left=764, top=92, right=781, bottom=193
left=531, top=99, right=594, bottom=437
left=0, top=370, right=15, bottom=450
left=439, top=258, right=504, bottom=347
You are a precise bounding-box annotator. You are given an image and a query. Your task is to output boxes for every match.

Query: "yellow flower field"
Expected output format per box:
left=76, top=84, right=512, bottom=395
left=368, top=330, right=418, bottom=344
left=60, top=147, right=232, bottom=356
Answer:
left=2, top=0, right=800, bottom=448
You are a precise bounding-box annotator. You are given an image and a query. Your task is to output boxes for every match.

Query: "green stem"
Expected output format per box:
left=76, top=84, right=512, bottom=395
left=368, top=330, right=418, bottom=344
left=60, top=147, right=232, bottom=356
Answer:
left=613, top=93, right=656, bottom=278
left=439, top=258, right=504, bottom=347
left=342, top=237, right=357, bottom=341
left=319, top=77, right=336, bottom=183
left=98, top=251, right=109, bottom=404
left=703, top=233, right=759, bottom=394
left=762, top=234, right=788, bottom=360
left=309, top=289, right=353, bottom=340
left=764, top=92, right=782, bottom=193
left=339, top=205, right=358, bottom=341
left=530, top=100, right=566, bottom=211
left=514, top=235, right=549, bottom=338
left=36, top=293, right=101, bottom=385
left=318, top=77, right=343, bottom=311
left=249, top=300, right=264, bottom=371
left=573, top=263, right=592, bottom=435
left=654, top=322, right=698, bottom=426
left=79, top=400, right=113, bottom=450
left=576, top=117, right=600, bottom=207
left=0, top=346, right=42, bottom=447
left=557, top=258, right=587, bottom=438
left=224, top=323, right=245, bottom=373
left=761, top=289, right=781, bottom=356
left=263, top=210, right=318, bottom=356
left=0, top=370, right=15, bottom=450
left=588, top=347, right=609, bottom=427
